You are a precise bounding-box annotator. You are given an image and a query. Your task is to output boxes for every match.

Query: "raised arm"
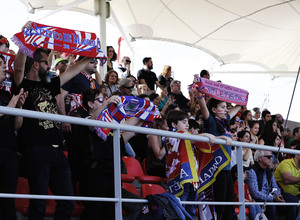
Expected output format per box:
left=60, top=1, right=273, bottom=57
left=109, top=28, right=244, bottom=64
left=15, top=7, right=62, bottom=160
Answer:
left=59, top=57, right=92, bottom=86
left=197, top=94, right=209, bottom=120
left=228, top=105, right=241, bottom=119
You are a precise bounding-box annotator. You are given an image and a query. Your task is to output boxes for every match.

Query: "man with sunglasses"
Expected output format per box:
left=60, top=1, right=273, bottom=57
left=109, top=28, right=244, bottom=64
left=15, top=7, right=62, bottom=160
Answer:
left=13, top=38, right=93, bottom=219
left=274, top=140, right=300, bottom=219
left=118, top=56, right=132, bottom=78
left=118, top=78, right=135, bottom=96
left=246, top=150, right=284, bottom=219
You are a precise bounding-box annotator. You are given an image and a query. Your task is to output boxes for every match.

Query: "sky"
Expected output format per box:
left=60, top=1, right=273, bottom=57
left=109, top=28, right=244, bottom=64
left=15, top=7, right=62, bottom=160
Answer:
left=3, top=0, right=300, bottom=123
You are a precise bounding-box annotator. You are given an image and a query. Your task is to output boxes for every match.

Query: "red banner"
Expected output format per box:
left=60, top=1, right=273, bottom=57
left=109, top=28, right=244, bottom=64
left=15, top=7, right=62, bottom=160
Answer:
left=0, top=51, right=15, bottom=73
left=11, top=22, right=106, bottom=65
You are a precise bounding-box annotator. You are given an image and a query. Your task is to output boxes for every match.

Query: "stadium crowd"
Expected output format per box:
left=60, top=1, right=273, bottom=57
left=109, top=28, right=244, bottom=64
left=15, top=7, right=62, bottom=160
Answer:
left=1, top=21, right=300, bottom=220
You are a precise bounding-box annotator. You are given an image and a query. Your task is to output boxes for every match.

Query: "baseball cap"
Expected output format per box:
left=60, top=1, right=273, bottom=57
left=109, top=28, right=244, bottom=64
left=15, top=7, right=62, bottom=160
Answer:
left=54, top=58, right=69, bottom=67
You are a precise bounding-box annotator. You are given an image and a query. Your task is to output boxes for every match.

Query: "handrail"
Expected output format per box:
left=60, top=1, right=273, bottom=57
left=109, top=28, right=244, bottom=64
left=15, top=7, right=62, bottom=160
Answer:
left=1, top=106, right=299, bottom=220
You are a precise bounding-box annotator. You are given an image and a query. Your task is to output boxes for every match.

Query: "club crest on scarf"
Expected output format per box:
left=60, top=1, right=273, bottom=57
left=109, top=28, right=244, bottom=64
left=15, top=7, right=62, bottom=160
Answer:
left=93, top=96, right=161, bottom=141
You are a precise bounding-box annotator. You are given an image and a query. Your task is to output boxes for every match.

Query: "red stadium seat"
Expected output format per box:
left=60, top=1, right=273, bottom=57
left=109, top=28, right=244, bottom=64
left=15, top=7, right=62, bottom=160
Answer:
left=141, top=184, right=166, bottom=198
left=15, top=177, right=30, bottom=216
left=122, top=183, right=140, bottom=216
left=121, top=174, right=135, bottom=183
left=122, top=156, right=161, bottom=183
left=235, top=207, right=250, bottom=215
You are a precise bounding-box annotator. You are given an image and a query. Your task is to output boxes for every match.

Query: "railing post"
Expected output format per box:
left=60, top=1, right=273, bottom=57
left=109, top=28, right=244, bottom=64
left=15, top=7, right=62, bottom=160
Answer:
left=113, top=128, right=122, bottom=219
left=237, top=145, right=246, bottom=220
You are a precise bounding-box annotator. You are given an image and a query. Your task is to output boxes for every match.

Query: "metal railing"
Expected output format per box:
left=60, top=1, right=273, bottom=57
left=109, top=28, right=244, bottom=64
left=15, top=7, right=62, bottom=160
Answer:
left=0, top=106, right=300, bottom=220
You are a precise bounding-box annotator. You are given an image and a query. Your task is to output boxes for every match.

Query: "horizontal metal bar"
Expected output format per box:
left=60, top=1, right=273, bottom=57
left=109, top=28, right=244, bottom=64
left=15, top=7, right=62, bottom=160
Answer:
left=0, top=106, right=299, bottom=154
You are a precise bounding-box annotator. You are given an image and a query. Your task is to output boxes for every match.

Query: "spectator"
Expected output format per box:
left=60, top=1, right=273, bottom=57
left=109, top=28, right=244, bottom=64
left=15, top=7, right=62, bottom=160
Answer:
left=274, top=139, right=300, bottom=220
left=198, top=95, right=241, bottom=220
left=14, top=43, right=92, bottom=219
left=258, top=110, right=272, bottom=135
left=126, top=75, right=138, bottom=96
left=189, top=101, right=201, bottom=120
left=13, top=27, right=93, bottom=219
left=285, top=127, right=300, bottom=148
left=252, top=107, right=261, bottom=120
left=246, top=150, right=284, bottom=219
left=0, top=53, right=27, bottom=220
left=149, top=93, right=160, bottom=107
left=118, top=56, right=131, bottom=78
left=158, top=65, right=173, bottom=92
left=231, top=165, right=261, bottom=220
left=283, top=127, right=292, bottom=147
left=249, top=120, right=259, bottom=144
left=188, top=118, right=200, bottom=135
left=106, top=46, right=117, bottom=72
left=156, top=85, right=168, bottom=111
left=258, top=120, right=280, bottom=145
left=0, top=35, right=9, bottom=53
left=230, top=128, right=238, bottom=168
left=240, top=109, right=252, bottom=130
left=79, top=88, right=144, bottom=219
left=137, top=57, right=161, bottom=93
left=200, top=69, right=210, bottom=79
left=57, top=57, right=101, bottom=132
left=169, top=80, right=190, bottom=111
left=99, top=83, right=108, bottom=98
left=165, top=110, right=216, bottom=218
left=146, top=117, right=168, bottom=177
left=118, top=78, right=134, bottom=96
left=53, top=57, right=69, bottom=75
left=238, top=130, right=254, bottom=167
left=264, top=133, right=284, bottom=164
left=104, top=70, right=119, bottom=97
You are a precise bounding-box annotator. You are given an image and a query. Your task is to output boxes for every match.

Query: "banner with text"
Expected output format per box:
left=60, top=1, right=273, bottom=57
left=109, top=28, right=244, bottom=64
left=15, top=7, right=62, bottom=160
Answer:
left=190, top=76, right=249, bottom=106
left=11, top=22, right=106, bottom=65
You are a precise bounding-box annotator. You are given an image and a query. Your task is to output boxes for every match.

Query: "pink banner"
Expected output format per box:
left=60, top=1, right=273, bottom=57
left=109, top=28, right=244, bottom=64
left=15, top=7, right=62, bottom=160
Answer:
left=11, top=22, right=106, bottom=65
left=191, top=76, right=249, bottom=106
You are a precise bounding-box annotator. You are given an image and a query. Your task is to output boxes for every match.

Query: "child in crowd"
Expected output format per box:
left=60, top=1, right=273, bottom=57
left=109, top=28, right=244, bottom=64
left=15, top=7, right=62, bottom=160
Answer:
left=231, top=165, right=261, bottom=220
left=165, top=110, right=216, bottom=218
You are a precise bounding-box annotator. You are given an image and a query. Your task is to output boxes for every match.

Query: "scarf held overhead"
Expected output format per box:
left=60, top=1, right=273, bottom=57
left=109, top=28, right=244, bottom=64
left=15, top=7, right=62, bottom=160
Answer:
left=190, top=76, right=249, bottom=106
left=11, top=22, right=106, bottom=65
left=93, top=96, right=161, bottom=141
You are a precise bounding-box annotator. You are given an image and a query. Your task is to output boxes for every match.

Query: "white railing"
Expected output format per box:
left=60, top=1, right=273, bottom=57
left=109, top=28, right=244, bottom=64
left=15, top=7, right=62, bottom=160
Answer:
left=1, top=106, right=300, bottom=220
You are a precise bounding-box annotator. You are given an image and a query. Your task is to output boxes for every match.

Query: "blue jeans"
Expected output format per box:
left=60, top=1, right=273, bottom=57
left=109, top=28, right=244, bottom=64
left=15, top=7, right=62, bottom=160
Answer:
left=179, top=183, right=197, bottom=217
left=246, top=204, right=261, bottom=220
left=24, top=145, right=75, bottom=220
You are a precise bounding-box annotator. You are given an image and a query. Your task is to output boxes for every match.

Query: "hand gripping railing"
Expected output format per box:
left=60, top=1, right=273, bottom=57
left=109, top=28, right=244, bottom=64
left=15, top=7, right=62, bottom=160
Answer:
left=1, top=106, right=300, bottom=220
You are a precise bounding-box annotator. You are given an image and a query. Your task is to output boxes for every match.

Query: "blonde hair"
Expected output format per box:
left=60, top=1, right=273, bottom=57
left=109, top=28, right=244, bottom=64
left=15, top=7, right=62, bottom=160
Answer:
left=161, top=65, right=171, bottom=77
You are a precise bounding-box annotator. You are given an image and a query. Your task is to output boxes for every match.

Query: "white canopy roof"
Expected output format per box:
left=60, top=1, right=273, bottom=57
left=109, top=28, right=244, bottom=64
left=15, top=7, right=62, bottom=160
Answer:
left=19, top=0, right=300, bottom=72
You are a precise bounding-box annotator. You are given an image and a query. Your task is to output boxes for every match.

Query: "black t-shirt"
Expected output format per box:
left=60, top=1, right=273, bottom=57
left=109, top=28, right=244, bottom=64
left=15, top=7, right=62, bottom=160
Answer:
left=17, top=77, right=63, bottom=148
left=169, top=92, right=189, bottom=111
left=137, top=69, right=158, bottom=91
left=0, top=89, right=17, bottom=149
left=69, top=125, right=126, bottom=176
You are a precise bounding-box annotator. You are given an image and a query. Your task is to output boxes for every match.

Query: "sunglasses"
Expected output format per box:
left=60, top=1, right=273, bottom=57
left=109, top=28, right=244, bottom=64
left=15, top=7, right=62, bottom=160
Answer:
left=94, top=96, right=104, bottom=103
left=264, top=155, right=272, bottom=159
left=101, top=85, right=108, bottom=89
left=125, top=86, right=134, bottom=89
left=36, top=59, right=49, bottom=65
left=173, top=80, right=181, bottom=84
left=236, top=119, right=242, bottom=122
left=90, top=58, right=98, bottom=64
left=125, top=59, right=131, bottom=63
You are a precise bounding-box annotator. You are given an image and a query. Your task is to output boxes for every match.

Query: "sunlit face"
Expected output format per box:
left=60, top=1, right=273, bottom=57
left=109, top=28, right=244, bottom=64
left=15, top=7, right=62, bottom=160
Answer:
left=152, top=96, right=161, bottom=106
left=108, top=72, right=118, bottom=84
left=260, top=151, right=272, bottom=167
left=0, top=58, right=6, bottom=83
left=101, top=84, right=108, bottom=97
left=250, top=123, right=259, bottom=135
left=107, top=47, right=114, bottom=59
left=85, top=59, right=98, bottom=74
left=171, top=83, right=181, bottom=94
left=161, top=88, right=168, bottom=98
left=0, top=44, right=9, bottom=53
left=194, top=104, right=200, bottom=113
left=231, top=132, right=238, bottom=141
left=246, top=112, right=252, bottom=121
left=146, top=59, right=153, bottom=70
left=38, top=52, right=50, bottom=81
left=265, top=114, right=272, bottom=122
left=120, top=82, right=134, bottom=96
left=173, top=118, right=189, bottom=133
left=213, top=101, right=228, bottom=119
left=272, top=122, right=277, bottom=132
left=274, top=135, right=281, bottom=147
left=241, top=132, right=251, bottom=143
